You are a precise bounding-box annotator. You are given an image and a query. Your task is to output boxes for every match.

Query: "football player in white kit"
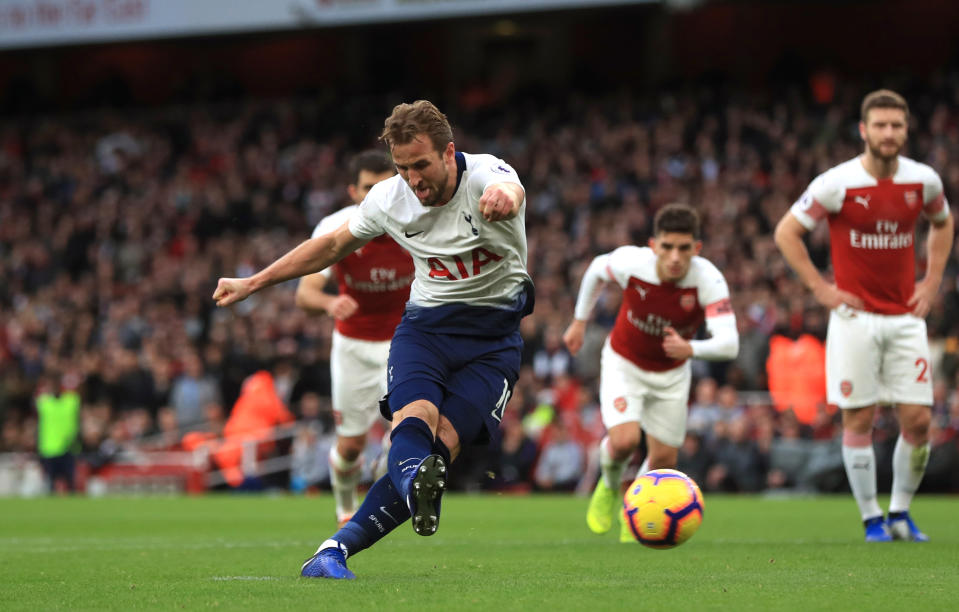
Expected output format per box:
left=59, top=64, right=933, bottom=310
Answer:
left=294, top=150, right=412, bottom=527
left=775, top=89, right=954, bottom=542
left=564, top=204, right=738, bottom=542
left=213, top=100, right=533, bottom=579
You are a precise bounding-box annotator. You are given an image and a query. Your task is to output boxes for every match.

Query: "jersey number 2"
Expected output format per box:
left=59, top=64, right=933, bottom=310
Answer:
left=915, top=358, right=929, bottom=383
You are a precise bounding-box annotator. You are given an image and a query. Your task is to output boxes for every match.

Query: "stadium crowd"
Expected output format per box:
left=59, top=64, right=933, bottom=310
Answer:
left=3, top=77, right=959, bottom=495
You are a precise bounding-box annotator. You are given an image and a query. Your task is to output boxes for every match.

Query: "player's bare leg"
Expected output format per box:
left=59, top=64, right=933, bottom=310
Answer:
left=887, top=403, right=931, bottom=541
left=329, top=434, right=366, bottom=526
left=645, top=434, right=679, bottom=471
left=588, top=422, right=639, bottom=535
left=840, top=405, right=889, bottom=541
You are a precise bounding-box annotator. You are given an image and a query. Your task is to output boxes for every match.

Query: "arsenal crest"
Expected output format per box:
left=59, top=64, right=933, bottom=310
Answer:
left=904, top=190, right=918, bottom=208
left=613, top=397, right=628, bottom=413
left=840, top=380, right=853, bottom=398
left=680, top=294, right=696, bottom=312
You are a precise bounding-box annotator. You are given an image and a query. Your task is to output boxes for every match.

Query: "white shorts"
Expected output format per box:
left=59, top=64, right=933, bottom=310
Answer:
left=330, top=330, right=391, bottom=437
left=826, top=306, right=933, bottom=408
left=599, top=340, right=690, bottom=448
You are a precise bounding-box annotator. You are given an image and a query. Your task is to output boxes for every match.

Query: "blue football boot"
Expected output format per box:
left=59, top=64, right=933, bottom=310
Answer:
left=863, top=516, right=892, bottom=542
left=300, top=541, right=356, bottom=579
left=406, top=454, right=446, bottom=536
left=887, top=511, right=929, bottom=542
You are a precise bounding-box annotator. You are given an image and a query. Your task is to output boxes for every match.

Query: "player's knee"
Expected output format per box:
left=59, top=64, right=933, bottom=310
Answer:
left=900, top=411, right=931, bottom=441
left=841, top=407, right=874, bottom=435
left=393, top=400, right=440, bottom=431
left=608, top=430, right=640, bottom=459
left=336, top=438, right=365, bottom=462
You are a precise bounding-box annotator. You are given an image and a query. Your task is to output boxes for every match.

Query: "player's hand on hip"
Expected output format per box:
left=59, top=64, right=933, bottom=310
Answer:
left=212, top=277, right=253, bottom=307
left=662, top=327, right=693, bottom=360
left=479, top=185, right=516, bottom=222
left=562, top=320, right=586, bottom=355
left=812, top=282, right=863, bottom=311
left=908, top=278, right=939, bottom=318
left=329, top=295, right=359, bottom=320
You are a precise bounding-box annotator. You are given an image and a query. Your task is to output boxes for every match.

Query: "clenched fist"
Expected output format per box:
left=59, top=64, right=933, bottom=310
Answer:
left=479, top=184, right=519, bottom=222
left=212, top=277, right=254, bottom=307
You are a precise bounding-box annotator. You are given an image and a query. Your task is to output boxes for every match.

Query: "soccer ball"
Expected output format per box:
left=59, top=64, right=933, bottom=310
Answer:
left=622, top=468, right=704, bottom=549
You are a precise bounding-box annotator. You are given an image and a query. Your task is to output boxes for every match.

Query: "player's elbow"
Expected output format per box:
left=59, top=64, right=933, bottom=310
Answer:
left=294, top=288, right=310, bottom=310
left=294, top=280, right=322, bottom=311
left=772, top=218, right=789, bottom=249
left=773, top=216, right=801, bottom=251
left=932, top=211, right=954, bottom=232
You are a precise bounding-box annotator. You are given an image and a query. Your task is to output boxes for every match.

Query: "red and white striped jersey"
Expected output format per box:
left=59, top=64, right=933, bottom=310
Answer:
left=790, top=155, right=949, bottom=315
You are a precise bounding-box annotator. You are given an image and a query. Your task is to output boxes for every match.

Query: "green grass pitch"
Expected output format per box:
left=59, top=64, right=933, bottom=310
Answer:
left=1, top=493, right=957, bottom=610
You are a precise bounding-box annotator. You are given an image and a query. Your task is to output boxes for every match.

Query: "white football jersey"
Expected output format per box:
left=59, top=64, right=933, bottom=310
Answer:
left=349, top=152, right=530, bottom=308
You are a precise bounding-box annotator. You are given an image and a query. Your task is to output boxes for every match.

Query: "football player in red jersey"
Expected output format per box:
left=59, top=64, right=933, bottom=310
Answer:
left=775, top=89, right=954, bottom=542
left=564, top=204, right=738, bottom=541
left=295, top=150, right=413, bottom=526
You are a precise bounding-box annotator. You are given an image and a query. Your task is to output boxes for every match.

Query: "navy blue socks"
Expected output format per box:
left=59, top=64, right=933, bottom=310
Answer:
left=330, top=474, right=410, bottom=557
left=387, top=417, right=435, bottom=495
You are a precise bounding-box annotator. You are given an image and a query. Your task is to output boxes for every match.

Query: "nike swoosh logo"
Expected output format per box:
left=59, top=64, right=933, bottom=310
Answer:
left=397, top=457, right=419, bottom=466
left=380, top=506, right=397, bottom=523
left=404, top=231, right=423, bottom=238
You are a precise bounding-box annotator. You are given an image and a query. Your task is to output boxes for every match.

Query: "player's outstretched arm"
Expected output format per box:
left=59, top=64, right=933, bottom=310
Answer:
left=774, top=212, right=863, bottom=310
left=213, top=220, right=368, bottom=308
left=565, top=253, right=615, bottom=355
left=909, top=213, right=955, bottom=317
left=479, top=182, right=524, bottom=222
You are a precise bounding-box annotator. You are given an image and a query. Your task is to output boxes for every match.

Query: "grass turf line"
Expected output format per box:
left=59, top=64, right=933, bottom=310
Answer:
left=1, top=494, right=957, bottom=610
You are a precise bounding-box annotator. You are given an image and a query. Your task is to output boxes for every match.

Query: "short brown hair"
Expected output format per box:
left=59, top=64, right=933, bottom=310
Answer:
left=860, top=89, right=909, bottom=122
left=348, top=149, right=394, bottom=185
left=380, top=100, right=454, bottom=153
left=654, top=203, right=700, bottom=238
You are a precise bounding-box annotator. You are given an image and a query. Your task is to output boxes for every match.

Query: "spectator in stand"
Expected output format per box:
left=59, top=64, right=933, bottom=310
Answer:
left=716, top=384, right=746, bottom=426
left=1, top=419, right=22, bottom=453
left=147, top=407, right=182, bottom=451
left=490, top=413, right=538, bottom=492
left=290, top=422, right=332, bottom=494
left=767, top=410, right=807, bottom=490
left=170, top=352, right=221, bottom=429
left=533, top=418, right=584, bottom=492
left=676, top=432, right=712, bottom=487
left=923, top=415, right=959, bottom=492
left=532, top=325, right=573, bottom=383
left=687, top=377, right=721, bottom=437
left=705, top=414, right=767, bottom=492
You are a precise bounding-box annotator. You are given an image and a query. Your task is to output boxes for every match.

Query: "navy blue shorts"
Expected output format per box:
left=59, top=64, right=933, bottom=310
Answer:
left=381, top=323, right=522, bottom=445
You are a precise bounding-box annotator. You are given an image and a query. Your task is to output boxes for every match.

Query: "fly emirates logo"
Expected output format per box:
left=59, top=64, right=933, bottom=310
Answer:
left=849, top=220, right=913, bottom=250
left=344, top=268, right=415, bottom=292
